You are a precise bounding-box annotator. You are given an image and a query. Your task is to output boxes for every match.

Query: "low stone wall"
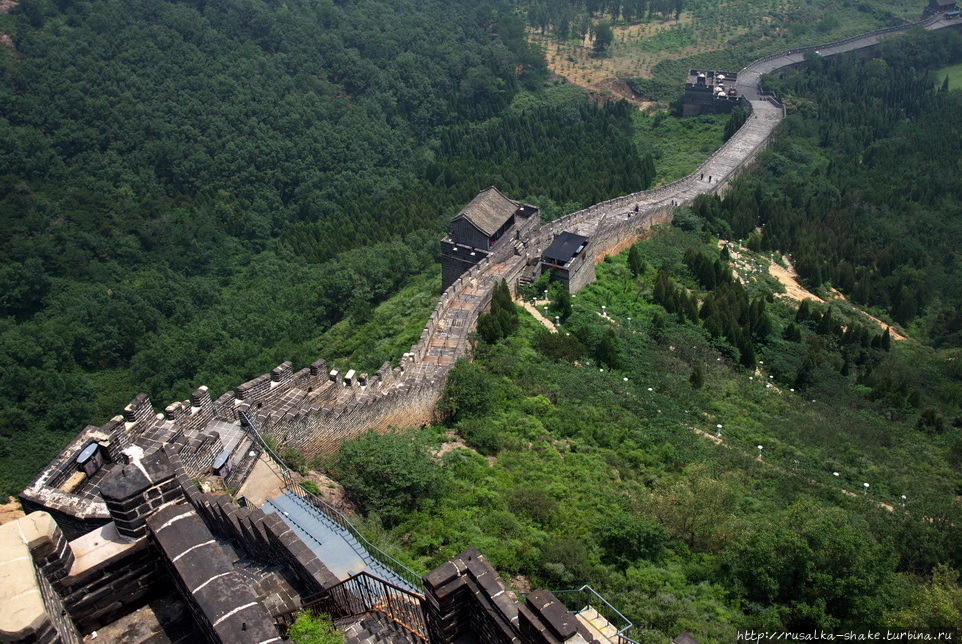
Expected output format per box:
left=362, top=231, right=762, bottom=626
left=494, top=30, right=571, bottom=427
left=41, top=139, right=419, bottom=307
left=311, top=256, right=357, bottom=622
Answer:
left=423, top=547, right=523, bottom=644
left=191, top=492, right=341, bottom=596
left=59, top=524, right=161, bottom=633
left=253, top=375, right=445, bottom=461
left=99, top=449, right=185, bottom=539
left=0, top=513, right=83, bottom=644
left=422, top=547, right=597, bottom=644
left=147, top=504, right=280, bottom=644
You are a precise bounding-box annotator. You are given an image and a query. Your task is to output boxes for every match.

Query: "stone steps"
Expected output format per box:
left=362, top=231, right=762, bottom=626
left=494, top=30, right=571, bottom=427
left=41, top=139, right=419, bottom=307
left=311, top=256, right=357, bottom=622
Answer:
left=576, top=606, right=619, bottom=643
left=337, top=613, right=423, bottom=644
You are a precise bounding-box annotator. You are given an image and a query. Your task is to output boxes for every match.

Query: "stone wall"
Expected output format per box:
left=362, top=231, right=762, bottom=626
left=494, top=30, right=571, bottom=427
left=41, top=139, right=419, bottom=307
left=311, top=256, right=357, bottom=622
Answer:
left=99, top=449, right=185, bottom=539
left=146, top=504, right=280, bottom=644
left=190, top=492, right=341, bottom=596
left=0, top=513, right=83, bottom=644
left=251, top=375, right=445, bottom=461
left=58, top=524, right=162, bottom=633
left=30, top=15, right=961, bottom=528
left=423, top=547, right=524, bottom=644
left=422, top=548, right=598, bottom=644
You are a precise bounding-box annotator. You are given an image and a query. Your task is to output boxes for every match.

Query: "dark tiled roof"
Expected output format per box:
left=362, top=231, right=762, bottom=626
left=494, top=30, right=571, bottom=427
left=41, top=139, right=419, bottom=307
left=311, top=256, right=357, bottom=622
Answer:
left=934, top=0, right=956, bottom=6
left=453, top=187, right=519, bottom=237
left=543, top=232, right=588, bottom=265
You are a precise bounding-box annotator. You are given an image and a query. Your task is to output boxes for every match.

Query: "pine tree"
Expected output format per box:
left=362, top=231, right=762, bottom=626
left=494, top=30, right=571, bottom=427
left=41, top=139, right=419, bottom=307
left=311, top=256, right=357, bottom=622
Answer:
left=628, top=244, right=647, bottom=278
left=690, top=363, right=704, bottom=389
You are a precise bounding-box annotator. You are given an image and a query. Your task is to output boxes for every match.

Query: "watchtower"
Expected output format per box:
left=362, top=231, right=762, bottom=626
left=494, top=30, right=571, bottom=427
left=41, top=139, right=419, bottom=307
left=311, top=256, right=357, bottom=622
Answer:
left=923, top=0, right=958, bottom=18
left=541, top=231, right=596, bottom=292
left=440, top=187, right=539, bottom=291
left=683, top=69, right=741, bottom=117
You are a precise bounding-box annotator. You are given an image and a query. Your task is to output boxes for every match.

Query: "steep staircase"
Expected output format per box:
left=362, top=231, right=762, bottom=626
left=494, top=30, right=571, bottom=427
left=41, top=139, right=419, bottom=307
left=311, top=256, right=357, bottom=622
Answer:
left=576, top=606, right=620, bottom=642
left=337, top=613, right=423, bottom=644
left=263, top=491, right=417, bottom=592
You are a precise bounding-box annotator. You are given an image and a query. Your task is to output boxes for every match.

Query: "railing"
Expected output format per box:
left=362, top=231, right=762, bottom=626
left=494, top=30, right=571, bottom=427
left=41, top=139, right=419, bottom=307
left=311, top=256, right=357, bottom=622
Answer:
left=275, top=571, right=428, bottom=641
left=551, top=585, right=640, bottom=644
left=739, top=12, right=942, bottom=76
left=238, top=411, right=424, bottom=592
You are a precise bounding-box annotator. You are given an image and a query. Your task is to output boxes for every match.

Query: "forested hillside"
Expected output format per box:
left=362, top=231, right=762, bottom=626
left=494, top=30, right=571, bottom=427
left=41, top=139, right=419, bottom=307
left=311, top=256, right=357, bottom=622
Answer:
left=0, top=0, right=656, bottom=496
left=330, top=28, right=962, bottom=640
left=711, top=28, right=962, bottom=344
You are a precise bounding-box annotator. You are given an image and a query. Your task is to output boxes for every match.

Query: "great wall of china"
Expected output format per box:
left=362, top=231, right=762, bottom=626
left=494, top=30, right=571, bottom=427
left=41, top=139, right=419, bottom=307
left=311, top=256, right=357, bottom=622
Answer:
left=20, top=12, right=960, bottom=531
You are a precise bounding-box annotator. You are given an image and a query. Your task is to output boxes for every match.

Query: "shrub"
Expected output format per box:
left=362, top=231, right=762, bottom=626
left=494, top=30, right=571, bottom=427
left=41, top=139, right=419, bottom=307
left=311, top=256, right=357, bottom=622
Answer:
left=335, top=429, right=442, bottom=527
left=598, top=512, right=668, bottom=568
left=300, top=480, right=321, bottom=496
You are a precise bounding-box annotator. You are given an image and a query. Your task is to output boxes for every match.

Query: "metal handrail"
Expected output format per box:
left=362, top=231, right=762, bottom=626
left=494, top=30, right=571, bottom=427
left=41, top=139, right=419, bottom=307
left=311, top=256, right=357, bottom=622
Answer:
left=238, top=411, right=424, bottom=592
left=550, top=585, right=640, bottom=644
left=274, top=571, right=428, bottom=641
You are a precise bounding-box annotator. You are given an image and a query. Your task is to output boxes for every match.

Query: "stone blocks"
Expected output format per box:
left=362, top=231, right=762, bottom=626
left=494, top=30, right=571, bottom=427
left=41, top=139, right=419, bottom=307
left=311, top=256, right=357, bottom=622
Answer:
left=423, top=547, right=521, bottom=644
left=100, top=449, right=183, bottom=539
left=0, top=513, right=82, bottom=644
left=147, top=504, right=279, bottom=644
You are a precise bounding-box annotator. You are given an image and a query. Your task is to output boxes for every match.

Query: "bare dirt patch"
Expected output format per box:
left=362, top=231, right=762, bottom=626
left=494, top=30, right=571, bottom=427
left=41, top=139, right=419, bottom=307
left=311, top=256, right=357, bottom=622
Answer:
left=0, top=496, right=25, bottom=526
left=588, top=77, right=657, bottom=109
left=434, top=432, right=496, bottom=466
left=509, top=574, right=532, bottom=595
left=768, top=257, right=823, bottom=304
left=719, top=240, right=907, bottom=341
left=300, top=470, right=359, bottom=516
left=0, top=0, right=17, bottom=14
left=518, top=298, right=557, bottom=332
left=235, top=453, right=286, bottom=506
left=529, top=12, right=745, bottom=102
left=434, top=432, right=473, bottom=458
left=767, top=254, right=907, bottom=341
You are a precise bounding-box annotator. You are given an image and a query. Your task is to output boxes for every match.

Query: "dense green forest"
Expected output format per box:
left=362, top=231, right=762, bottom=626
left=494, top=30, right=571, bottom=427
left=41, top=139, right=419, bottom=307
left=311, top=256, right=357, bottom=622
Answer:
left=325, top=28, right=962, bottom=640
left=517, top=0, right=927, bottom=103
left=6, top=0, right=962, bottom=635
left=0, top=0, right=657, bottom=496
left=707, top=28, right=962, bottom=345
left=628, top=0, right=931, bottom=103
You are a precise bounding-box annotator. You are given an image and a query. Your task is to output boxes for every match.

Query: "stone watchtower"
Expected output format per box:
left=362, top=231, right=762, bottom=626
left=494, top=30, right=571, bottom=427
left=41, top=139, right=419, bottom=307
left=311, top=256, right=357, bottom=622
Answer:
left=541, top=232, right=596, bottom=293
left=683, top=70, right=741, bottom=117
left=440, top=187, right=539, bottom=291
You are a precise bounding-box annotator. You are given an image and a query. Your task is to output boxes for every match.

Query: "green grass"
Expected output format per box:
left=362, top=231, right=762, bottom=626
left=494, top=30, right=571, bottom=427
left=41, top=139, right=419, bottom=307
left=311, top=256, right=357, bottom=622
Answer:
left=368, top=228, right=962, bottom=639
left=307, top=266, right=441, bottom=373
left=934, top=62, right=962, bottom=90
left=633, top=111, right=728, bottom=185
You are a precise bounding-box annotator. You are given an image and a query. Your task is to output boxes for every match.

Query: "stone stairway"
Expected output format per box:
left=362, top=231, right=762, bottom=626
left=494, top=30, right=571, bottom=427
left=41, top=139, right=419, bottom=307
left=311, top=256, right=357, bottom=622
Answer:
left=576, top=606, right=620, bottom=643
left=215, top=538, right=303, bottom=617
left=337, top=613, right=423, bottom=644
left=263, top=492, right=417, bottom=592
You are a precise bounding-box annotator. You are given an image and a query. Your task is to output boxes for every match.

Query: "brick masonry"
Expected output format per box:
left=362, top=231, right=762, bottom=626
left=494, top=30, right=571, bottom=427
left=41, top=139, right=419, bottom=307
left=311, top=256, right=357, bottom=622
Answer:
left=422, top=548, right=599, bottom=644
left=147, top=504, right=280, bottom=644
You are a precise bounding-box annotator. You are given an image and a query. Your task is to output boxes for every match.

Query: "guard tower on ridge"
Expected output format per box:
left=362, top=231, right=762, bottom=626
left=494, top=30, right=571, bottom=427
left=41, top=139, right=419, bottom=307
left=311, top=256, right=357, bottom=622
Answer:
left=440, top=187, right=539, bottom=291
